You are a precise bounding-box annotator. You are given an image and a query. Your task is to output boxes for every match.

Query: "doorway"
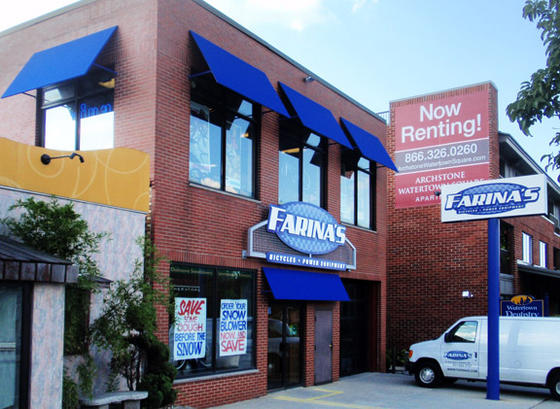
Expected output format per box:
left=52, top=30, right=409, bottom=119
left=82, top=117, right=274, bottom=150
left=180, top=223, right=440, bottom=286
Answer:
left=314, top=308, right=333, bottom=384
left=267, top=303, right=303, bottom=389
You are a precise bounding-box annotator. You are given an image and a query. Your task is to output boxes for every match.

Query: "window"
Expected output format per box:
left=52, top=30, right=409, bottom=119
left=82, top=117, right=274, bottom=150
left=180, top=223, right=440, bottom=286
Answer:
left=500, top=221, right=513, bottom=274
left=539, top=241, right=547, bottom=268
left=447, top=321, right=478, bottom=343
left=169, top=263, right=255, bottom=379
left=189, top=77, right=258, bottom=198
left=554, top=247, right=560, bottom=270
left=41, top=68, right=115, bottom=150
left=341, top=155, right=376, bottom=229
left=522, top=232, right=533, bottom=264
left=278, top=121, right=326, bottom=206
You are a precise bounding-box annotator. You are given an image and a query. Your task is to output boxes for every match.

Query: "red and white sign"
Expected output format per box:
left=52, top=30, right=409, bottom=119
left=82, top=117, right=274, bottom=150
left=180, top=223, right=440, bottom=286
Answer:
left=393, top=89, right=490, bottom=208
left=219, top=299, right=248, bottom=356
left=173, top=297, right=207, bottom=360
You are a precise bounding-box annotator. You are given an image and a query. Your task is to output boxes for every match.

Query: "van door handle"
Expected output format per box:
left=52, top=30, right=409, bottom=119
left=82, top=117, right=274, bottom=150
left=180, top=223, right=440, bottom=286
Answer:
left=474, top=352, right=477, bottom=358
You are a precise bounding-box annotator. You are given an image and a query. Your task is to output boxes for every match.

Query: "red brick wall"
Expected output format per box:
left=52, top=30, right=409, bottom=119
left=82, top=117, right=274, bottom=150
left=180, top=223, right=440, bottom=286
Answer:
left=0, top=0, right=390, bottom=407
left=387, top=84, right=498, bottom=352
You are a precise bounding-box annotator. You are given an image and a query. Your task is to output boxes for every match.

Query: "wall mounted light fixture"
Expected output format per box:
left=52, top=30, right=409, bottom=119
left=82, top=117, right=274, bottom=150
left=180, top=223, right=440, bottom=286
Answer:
left=40, top=152, right=85, bottom=165
left=303, top=75, right=315, bottom=83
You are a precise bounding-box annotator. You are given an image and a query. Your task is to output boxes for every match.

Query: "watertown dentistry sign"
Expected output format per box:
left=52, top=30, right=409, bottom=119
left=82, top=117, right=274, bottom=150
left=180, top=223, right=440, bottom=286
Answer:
left=247, top=202, right=356, bottom=271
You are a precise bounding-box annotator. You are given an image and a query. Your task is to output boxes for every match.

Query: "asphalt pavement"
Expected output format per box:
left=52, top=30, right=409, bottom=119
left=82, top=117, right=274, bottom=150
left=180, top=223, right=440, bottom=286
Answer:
left=209, top=372, right=558, bottom=409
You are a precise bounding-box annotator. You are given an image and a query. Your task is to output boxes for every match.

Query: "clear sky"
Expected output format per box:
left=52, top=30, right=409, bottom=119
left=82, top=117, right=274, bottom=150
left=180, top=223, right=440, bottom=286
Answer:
left=1, top=0, right=557, bottom=179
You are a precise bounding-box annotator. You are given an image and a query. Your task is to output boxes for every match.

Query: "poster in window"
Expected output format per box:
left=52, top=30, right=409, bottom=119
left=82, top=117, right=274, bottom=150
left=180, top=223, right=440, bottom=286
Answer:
left=189, top=102, right=211, bottom=183
left=219, top=299, right=248, bottom=356
left=173, top=297, right=206, bottom=360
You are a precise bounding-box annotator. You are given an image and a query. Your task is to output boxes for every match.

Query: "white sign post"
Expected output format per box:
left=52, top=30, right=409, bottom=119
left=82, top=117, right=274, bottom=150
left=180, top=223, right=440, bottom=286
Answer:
left=440, top=174, right=547, bottom=400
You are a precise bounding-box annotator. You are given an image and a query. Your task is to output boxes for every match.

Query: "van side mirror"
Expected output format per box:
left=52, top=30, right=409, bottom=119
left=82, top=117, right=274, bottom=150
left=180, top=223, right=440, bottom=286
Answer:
left=444, top=332, right=452, bottom=343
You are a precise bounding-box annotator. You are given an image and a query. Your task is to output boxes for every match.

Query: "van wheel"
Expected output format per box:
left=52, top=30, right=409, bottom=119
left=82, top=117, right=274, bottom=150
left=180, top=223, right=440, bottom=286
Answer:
left=415, top=361, right=443, bottom=387
left=550, top=372, right=560, bottom=400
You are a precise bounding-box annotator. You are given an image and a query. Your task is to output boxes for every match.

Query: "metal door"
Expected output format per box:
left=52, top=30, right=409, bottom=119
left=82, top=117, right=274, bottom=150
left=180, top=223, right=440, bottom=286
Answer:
left=314, top=309, right=333, bottom=384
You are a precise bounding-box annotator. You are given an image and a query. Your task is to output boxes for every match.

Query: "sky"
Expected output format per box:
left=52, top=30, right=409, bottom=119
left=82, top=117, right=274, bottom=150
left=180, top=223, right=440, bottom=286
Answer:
left=0, top=0, right=558, bottom=179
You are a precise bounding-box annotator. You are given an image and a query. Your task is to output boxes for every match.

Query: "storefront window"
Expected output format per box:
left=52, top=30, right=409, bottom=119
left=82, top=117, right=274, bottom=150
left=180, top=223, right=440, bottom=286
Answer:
left=0, top=286, right=22, bottom=408
left=340, top=156, right=375, bottom=229
left=278, top=123, right=325, bottom=207
left=169, top=263, right=255, bottom=379
left=41, top=69, right=114, bottom=151
left=189, top=78, right=257, bottom=198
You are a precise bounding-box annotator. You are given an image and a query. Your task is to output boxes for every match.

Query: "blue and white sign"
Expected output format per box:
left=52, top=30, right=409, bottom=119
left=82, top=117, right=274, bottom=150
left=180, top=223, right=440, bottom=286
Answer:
left=501, top=295, right=544, bottom=317
left=267, top=202, right=346, bottom=255
left=441, top=175, right=547, bottom=222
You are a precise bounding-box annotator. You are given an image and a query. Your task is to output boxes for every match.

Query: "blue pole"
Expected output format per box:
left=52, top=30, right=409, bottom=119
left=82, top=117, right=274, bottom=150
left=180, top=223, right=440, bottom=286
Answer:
left=487, top=218, right=500, bottom=400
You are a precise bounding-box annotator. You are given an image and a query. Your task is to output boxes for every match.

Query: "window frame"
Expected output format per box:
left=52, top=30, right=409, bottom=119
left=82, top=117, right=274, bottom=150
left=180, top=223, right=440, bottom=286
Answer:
left=169, top=262, right=257, bottom=380
left=278, top=120, right=327, bottom=207
left=189, top=78, right=260, bottom=199
left=340, top=153, right=376, bottom=230
left=38, top=68, right=115, bottom=151
left=522, top=232, right=533, bottom=264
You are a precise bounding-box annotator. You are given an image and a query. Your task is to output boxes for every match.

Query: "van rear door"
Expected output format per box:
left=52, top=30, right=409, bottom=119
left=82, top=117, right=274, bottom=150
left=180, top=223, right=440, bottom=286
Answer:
left=440, top=320, right=480, bottom=379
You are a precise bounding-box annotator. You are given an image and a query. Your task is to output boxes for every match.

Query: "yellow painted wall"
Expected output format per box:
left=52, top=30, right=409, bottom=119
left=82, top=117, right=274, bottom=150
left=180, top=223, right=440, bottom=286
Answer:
left=0, top=138, right=150, bottom=212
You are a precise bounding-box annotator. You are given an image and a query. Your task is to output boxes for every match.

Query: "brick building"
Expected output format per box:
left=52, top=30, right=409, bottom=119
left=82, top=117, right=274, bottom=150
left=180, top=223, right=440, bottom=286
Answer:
left=387, top=83, right=560, bottom=354
left=0, top=0, right=395, bottom=407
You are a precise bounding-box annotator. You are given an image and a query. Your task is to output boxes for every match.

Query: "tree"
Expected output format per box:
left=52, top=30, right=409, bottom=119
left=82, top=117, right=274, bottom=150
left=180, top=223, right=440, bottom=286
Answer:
left=507, top=0, right=560, bottom=173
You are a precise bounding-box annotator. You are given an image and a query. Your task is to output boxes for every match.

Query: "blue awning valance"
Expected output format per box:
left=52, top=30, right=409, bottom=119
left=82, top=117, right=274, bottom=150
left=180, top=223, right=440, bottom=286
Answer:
left=190, top=31, right=289, bottom=117
left=263, top=267, right=350, bottom=301
left=279, top=82, right=353, bottom=149
left=2, top=26, right=118, bottom=98
left=340, top=118, right=398, bottom=171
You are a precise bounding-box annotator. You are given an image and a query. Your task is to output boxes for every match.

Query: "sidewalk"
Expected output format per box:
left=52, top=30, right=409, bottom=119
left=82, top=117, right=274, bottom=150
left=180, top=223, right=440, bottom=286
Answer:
left=209, top=372, right=558, bottom=409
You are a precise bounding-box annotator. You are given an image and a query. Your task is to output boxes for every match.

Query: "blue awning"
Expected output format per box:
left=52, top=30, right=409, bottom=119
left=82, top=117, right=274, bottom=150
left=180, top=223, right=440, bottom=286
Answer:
left=340, top=118, right=398, bottom=172
left=190, top=31, right=289, bottom=117
left=278, top=82, right=353, bottom=149
left=263, top=267, right=350, bottom=301
left=2, top=26, right=118, bottom=99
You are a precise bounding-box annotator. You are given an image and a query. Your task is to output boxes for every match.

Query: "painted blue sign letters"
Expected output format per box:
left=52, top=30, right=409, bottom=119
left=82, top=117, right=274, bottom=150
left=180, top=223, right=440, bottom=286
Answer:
left=444, top=351, right=472, bottom=360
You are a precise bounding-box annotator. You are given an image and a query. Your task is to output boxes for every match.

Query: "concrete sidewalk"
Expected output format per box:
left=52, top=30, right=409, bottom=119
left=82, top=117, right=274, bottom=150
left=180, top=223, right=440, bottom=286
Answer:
left=209, top=372, right=558, bottom=409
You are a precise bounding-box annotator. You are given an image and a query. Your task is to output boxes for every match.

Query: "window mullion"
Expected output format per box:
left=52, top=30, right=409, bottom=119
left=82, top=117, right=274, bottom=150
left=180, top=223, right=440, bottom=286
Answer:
left=75, top=99, right=80, bottom=150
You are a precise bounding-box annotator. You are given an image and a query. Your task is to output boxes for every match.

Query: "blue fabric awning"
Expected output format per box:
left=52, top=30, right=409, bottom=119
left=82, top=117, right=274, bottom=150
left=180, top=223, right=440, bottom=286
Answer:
left=190, top=31, right=289, bottom=117
left=2, top=26, right=118, bottom=98
left=263, top=267, right=350, bottom=301
left=340, top=117, right=398, bottom=172
left=278, top=82, right=353, bottom=149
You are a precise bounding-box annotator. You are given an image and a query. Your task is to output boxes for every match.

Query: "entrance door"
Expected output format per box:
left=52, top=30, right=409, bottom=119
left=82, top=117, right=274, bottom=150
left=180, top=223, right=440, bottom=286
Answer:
left=267, top=303, right=302, bottom=389
left=314, top=309, right=332, bottom=384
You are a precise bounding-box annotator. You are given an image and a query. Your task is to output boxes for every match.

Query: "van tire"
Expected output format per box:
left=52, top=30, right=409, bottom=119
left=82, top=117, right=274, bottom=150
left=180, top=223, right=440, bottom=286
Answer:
left=550, top=372, right=560, bottom=400
left=415, top=361, right=443, bottom=387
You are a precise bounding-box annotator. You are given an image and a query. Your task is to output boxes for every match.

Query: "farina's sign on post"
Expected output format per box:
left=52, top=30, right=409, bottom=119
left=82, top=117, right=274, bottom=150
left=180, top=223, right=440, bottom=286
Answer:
left=440, top=175, right=547, bottom=222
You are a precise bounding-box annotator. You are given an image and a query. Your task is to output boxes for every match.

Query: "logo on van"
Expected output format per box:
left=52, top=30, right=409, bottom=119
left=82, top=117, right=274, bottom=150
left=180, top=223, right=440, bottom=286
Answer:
left=444, top=351, right=472, bottom=360
left=444, top=183, right=541, bottom=216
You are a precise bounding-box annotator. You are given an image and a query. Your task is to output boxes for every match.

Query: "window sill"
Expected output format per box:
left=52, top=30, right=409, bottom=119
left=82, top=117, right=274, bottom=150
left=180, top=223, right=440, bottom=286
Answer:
left=189, top=182, right=261, bottom=204
left=341, top=222, right=377, bottom=234
left=173, top=368, right=259, bottom=385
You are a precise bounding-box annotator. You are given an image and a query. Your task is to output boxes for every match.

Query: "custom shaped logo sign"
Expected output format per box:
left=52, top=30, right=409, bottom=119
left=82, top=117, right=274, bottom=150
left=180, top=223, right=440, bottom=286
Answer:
left=267, top=202, right=346, bottom=255
left=501, top=295, right=544, bottom=317
left=441, top=175, right=547, bottom=222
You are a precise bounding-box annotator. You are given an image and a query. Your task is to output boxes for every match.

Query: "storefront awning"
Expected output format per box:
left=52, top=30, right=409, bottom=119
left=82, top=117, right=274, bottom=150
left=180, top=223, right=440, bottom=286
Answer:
left=0, top=236, right=77, bottom=283
left=190, top=31, right=289, bottom=117
left=517, top=261, right=560, bottom=279
left=340, top=117, right=398, bottom=171
left=263, top=267, right=350, bottom=301
left=2, top=26, right=118, bottom=98
left=279, top=82, right=353, bottom=149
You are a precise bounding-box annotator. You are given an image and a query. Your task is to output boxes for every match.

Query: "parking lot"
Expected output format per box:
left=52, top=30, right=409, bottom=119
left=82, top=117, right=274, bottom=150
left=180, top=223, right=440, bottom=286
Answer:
left=209, top=372, right=558, bottom=409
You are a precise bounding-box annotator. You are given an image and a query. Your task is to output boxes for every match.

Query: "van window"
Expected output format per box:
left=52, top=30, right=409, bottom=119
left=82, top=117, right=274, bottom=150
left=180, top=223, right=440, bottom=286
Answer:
left=448, top=321, right=478, bottom=343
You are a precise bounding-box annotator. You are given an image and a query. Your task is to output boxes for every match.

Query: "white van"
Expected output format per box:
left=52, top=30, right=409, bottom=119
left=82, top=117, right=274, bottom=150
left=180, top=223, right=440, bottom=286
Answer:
left=406, top=316, right=560, bottom=399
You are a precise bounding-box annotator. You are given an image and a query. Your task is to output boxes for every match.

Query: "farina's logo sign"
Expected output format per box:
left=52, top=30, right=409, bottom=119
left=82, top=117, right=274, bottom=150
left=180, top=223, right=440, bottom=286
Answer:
left=440, top=175, right=547, bottom=223
left=444, top=183, right=541, bottom=216
left=267, top=202, right=346, bottom=255
left=444, top=351, right=472, bottom=361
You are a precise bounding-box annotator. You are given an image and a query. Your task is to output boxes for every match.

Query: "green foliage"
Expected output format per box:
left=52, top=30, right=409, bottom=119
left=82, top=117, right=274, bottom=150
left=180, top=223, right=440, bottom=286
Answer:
left=90, top=238, right=176, bottom=407
left=64, top=288, right=90, bottom=355
left=2, top=197, right=106, bottom=289
left=507, top=0, right=560, bottom=173
left=77, top=354, right=97, bottom=399
left=62, top=372, right=80, bottom=409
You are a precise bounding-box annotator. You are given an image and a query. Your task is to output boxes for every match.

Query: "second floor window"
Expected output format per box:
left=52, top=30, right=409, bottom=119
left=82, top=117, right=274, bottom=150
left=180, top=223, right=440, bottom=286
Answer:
left=539, top=241, right=547, bottom=268
left=189, top=78, right=258, bottom=198
left=41, top=68, right=115, bottom=151
left=340, top=156, right=376, bottom=229
left=522, top=232, right=532, bottom=264
left=278, top=122, right=326, bottom=207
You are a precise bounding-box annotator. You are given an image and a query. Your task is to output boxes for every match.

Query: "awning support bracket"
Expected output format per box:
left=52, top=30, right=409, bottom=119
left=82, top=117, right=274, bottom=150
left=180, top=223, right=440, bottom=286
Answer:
left=189, top=70, right=211, bottom=80
left=92, top=63, right=118, bottom=77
